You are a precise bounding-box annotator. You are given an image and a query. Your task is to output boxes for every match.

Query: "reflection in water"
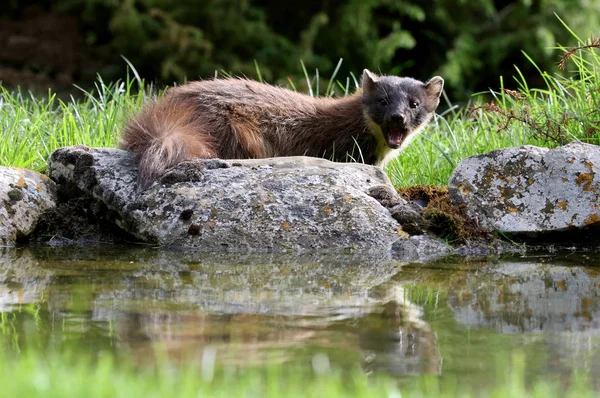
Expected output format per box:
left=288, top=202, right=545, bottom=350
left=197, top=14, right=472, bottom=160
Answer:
left=441, top=254, right=600, bottom=378
left=3, top=247, right=600, bottom=383
left=359, top=293, right=441, bottom=375
left=0, top=246, right=440, bottom=376
left=447, top=260, right=600, bottom=334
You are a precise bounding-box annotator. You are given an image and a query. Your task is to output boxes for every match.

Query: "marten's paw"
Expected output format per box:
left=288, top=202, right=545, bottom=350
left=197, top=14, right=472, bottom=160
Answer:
left=367, top=184, right=405, bottom=208
left=390, top=203, right=427, bottom=235
left=157, top=159, right=230, bottom=187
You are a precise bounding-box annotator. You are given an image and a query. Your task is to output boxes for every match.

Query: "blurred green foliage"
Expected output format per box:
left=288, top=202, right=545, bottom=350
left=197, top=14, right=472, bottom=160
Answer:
left=33, top=0, right=600, bottom=100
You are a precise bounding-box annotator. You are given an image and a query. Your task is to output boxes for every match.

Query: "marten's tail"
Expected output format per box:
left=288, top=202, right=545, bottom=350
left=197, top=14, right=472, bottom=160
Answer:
left=120, top=95, right=216, bottom=190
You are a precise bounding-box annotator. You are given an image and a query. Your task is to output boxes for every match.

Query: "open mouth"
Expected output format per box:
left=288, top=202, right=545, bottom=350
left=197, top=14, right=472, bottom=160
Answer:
left=386, top=126, right=406, bottom=149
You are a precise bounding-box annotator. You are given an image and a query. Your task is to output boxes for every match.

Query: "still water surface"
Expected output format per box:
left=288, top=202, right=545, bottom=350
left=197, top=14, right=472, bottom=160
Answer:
left=1, top=246, right=599, bottom=387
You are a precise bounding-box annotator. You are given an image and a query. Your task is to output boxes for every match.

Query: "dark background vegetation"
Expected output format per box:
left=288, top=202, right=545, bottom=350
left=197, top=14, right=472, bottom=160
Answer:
left=1, top=0, right=599, bottom=101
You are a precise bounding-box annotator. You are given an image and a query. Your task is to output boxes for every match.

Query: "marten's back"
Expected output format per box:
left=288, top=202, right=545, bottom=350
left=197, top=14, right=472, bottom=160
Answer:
left=170, top=79, right=346, bottom=130
left=177, top=78, right=322, bottom=108
left=120, top=78, right=366, bottom=189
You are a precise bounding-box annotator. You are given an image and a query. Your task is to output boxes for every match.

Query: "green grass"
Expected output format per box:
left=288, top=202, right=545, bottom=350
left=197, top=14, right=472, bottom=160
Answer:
left=0, top=348, right=595, bottom=398
left=1, top=25, right=599, bottom=396
left=1, top=24, right=598, bottom=189
left=386, top=102, right=540, bottom=186
left=0, top=76, right=146, bottom=172
left=388, top=24, right=600, bottom=186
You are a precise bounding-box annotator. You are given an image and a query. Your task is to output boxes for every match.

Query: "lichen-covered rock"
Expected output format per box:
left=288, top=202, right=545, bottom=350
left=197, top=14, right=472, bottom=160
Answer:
left=0, top=167, right=57, bottom=245
left=448, top=142, right=600, bottom=237
left=49, top=146, right=407, bottom=251
left=390, top=202, right=427, bottom=235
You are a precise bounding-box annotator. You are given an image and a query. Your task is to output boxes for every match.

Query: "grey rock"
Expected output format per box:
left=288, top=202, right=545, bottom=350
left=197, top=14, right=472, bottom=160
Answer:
left=0, top=167, right=57, bottom=245
left=391, top=233, right=452, bottom=262
left=448, top=142, right=600, bottom=236
left=390, top=201, right=427, bottom=235
left=367, top=184, right=405, bottom=208
left=48, top=146, right=406, bottom=252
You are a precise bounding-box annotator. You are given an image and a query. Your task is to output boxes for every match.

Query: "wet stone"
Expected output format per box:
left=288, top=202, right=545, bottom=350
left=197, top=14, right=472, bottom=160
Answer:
left=48, top=146, right=407, bottom=252
left=0, top=167, right=57, bottom=245
left=448, top=142, right=600, bottom=240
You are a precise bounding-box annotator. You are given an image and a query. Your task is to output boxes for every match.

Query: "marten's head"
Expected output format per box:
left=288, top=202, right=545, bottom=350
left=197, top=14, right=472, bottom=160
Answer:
left=361, top=69, right=444, bottom=150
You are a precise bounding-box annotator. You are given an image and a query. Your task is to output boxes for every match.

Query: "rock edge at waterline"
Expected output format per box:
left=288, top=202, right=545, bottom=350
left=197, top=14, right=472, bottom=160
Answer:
left=6, top=142, right=597, bottom=253
left=46, top=146, right=450, bottom=255
left=0, top=167, right=57, bottom=245
left=449, top=142, right=600, bottom=242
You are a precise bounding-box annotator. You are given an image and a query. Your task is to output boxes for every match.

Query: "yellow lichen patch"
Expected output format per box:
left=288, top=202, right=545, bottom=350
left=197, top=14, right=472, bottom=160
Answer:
left=16, top=176, right=27, bottom=188
left=481, top=169, right=497, bottom=188
left=556, top=280, right=567, bottom=291
left=527, top=178, right=534, bottom=186
left=281, top=221, right=290, bottom=230
left=589, top=269, right=600, bottom=279
left=36, top=183, right=43, bottom=192
left=204, top=220, right=217, bottom=228
left=557, top=200, right=568, bottom=211
left=497, top=174, right=511, bottom=184
left=323, top=205, right=332, bottom=214
left=584, top=160, right=594, bottom=172
left=575, top=173, right=595, bottom=192
left=498, top=184, right=525, bottom=204
left=455, top=289, right=472, bottom=304
left=458, top=183, right=471, bottom=196
left=507, top=207, right=519, bottom=213
left=577, top=298, right=593, bottom=320
left=561, top=177, right=568, bottom=182
left=584, top=213, right=600, bottom=226
left=568, top=157, right=576, bottom=164
left=396, top=227, right=409, bottom=239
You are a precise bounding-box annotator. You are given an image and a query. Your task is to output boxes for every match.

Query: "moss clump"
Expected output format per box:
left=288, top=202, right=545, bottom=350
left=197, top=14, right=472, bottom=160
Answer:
left=397, top=185, right=491, bottom=243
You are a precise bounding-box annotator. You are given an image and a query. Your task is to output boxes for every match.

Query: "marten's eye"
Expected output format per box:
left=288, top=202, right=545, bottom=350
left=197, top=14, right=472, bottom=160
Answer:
left=409, top=100, right=419, bottom=109
left=379, top=98, right=388, bottom=106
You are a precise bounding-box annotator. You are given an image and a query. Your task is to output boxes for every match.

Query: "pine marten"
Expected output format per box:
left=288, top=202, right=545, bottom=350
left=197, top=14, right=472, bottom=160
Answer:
left=120, top=69, right=444, bottom=189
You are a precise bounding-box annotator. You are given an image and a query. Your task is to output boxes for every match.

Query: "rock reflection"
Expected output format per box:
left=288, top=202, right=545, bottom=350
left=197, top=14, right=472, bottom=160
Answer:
left=359, top=286, right=441, bottom=375
left=447, top=257, right=600, bottom=333
left=0, top=246, right=440, bottom=375
left=0, top=247, right=54, bottom=311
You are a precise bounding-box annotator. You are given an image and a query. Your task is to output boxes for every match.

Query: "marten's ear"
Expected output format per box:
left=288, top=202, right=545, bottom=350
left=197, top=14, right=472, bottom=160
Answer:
left=424, top=76, right=444, bottom=101
left=362, top=69, right=379, bottom=92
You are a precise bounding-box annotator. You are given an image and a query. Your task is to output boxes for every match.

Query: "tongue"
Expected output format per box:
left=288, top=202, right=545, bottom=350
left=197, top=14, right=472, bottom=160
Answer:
left=387, top=125, right=405, bottom=147
left=388, top=134, right=402, bottom=146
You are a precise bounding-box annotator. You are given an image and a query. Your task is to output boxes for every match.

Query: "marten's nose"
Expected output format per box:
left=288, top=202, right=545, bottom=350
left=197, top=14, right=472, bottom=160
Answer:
left=390, top=112, right=405, bottom=124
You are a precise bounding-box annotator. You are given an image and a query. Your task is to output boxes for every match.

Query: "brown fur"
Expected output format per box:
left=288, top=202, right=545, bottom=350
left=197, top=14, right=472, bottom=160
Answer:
left=120, top=72, right=443, bottom=189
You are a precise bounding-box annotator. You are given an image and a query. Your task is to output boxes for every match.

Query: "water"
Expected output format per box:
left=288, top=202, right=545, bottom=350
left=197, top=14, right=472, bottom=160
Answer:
left=1, top=245, right=600, bottom=387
